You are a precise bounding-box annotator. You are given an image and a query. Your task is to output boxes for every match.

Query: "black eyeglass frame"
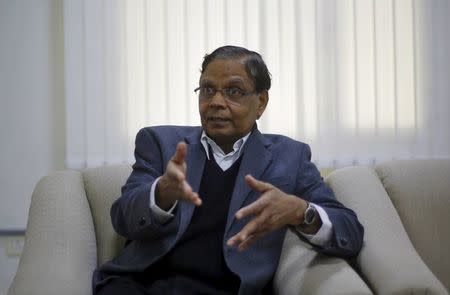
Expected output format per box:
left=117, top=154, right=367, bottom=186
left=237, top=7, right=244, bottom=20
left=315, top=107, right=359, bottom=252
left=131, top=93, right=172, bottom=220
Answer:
left=194, top=86, right=258, bottom=105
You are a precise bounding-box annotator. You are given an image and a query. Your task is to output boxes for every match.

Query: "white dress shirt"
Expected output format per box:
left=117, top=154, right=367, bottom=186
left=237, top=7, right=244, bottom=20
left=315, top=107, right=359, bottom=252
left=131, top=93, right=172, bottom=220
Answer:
left=149, top=131, right=333, bottom=247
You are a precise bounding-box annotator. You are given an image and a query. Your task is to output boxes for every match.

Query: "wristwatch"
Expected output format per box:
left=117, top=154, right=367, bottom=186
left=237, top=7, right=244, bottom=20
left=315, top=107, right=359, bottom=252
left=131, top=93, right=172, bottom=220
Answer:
left=299, top=201, right=318, bottom=226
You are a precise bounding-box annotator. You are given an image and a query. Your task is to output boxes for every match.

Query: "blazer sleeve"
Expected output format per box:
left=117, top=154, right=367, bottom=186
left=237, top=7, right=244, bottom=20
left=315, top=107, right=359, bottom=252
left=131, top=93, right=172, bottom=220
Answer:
left=296, top=144, right=364, bottom=258
left=110, top=128, right=179, bottom=240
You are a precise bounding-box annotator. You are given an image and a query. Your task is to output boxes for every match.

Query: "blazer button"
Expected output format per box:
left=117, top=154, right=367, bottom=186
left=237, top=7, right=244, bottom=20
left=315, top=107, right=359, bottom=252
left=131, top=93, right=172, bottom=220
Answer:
left=340, top=237, right=348, bottom=246
left=138, top=217, right=146, bottom=226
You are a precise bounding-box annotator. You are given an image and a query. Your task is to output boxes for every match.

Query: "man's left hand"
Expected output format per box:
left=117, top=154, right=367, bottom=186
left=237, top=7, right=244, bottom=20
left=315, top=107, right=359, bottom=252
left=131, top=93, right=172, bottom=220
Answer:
left=227, top=175, right=308, bottom=252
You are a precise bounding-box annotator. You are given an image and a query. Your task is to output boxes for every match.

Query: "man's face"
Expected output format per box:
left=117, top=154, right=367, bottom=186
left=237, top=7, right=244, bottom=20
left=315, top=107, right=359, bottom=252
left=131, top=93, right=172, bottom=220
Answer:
left=198, top=58, right=268, bottom=151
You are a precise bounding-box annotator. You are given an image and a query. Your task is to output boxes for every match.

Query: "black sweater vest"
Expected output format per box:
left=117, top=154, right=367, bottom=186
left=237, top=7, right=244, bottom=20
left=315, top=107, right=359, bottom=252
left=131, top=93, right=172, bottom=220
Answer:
left=142, top=153, right=242, bottom=294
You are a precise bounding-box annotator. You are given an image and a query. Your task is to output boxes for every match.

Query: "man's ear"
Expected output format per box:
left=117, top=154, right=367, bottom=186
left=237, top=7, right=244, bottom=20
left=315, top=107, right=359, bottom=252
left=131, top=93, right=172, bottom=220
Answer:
left=256, top=90, right=269, bottom=119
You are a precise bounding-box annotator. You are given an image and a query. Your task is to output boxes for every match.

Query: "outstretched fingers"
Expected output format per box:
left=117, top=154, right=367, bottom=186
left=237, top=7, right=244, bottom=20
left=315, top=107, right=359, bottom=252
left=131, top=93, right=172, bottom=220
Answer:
left=172, top=142, right=187, bottom=164
left=227, top=214, right=267, bottom=251
left=227, top=175, right=293, bottom=251
left=235, top=197, right=265, bottom=220
left=235, top=175, right=273, bottom=219
left=182, top=181, right=202, bottom=206
left=157, top=141, right=202, bottom=207
left=245, top=174, right=273, bottom=193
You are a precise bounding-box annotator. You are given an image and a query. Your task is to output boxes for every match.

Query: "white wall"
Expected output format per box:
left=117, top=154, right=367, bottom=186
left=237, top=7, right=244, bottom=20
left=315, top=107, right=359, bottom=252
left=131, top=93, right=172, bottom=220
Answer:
left=0, top=0, right=65, bottom=229
left=0, top=0, right=448, bottom=293
left=0, top=0, right=64, bottom=292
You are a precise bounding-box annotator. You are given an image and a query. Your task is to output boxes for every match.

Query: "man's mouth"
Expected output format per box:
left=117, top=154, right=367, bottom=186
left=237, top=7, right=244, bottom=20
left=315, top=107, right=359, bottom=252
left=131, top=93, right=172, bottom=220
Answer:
left=208, top=116, right=230, bottom=123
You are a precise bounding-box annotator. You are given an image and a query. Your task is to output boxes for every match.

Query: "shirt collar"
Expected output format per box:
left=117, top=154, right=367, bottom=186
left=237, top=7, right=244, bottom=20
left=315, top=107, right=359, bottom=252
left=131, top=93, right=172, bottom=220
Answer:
left=200, top=131, right=251, bottom=160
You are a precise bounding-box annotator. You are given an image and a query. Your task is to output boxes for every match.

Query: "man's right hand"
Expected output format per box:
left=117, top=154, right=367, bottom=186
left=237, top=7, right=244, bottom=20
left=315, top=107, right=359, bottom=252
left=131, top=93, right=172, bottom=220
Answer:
left=155, top=142, right=202, bottom=210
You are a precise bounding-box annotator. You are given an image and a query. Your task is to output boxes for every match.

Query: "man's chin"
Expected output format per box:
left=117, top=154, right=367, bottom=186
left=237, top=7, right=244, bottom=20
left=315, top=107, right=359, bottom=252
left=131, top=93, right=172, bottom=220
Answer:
left=205, top=127, right=233, bottom=141
left=206, top=129, right=229, bottom=139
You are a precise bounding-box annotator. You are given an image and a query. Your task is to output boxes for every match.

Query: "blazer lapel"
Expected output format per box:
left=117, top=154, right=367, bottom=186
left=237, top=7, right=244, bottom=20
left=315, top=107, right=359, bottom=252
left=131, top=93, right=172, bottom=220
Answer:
left=177, top=130, right=206, bottom=237
left=225, top=129, right=272, bottom=233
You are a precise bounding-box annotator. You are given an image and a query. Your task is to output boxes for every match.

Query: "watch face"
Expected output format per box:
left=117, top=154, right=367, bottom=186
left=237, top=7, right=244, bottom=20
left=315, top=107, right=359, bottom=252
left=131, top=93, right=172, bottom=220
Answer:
left=305, top=206, right=317, bottom=224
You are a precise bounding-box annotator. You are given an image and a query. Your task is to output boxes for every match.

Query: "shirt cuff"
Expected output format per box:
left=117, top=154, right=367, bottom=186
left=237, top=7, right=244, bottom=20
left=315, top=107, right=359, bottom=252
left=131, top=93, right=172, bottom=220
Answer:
left=149, top=177, right=177, bottom=224
left=297, top=203, right=333, bottom=247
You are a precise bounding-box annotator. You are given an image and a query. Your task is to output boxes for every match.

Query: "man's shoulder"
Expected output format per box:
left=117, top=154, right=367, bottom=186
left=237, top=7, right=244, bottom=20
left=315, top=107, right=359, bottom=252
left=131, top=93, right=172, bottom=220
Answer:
left=261, top=132, right=308, bottom=148
left=137, top=125, right=202, bottom=145
left=139, top=125, right=202, bottom=142
left=259, top=132, right=312, bottom=160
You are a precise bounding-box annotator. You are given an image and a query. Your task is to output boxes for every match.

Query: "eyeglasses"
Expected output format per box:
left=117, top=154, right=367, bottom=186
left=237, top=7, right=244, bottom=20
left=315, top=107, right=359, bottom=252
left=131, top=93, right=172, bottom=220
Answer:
left=194, top=86, right=258, bottom=105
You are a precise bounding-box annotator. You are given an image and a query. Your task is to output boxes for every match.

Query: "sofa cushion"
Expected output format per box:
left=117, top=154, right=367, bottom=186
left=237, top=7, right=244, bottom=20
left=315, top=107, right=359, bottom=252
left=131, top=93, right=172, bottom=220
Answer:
left=326, top=166, right=447, bottom=294
left=9, top=170, right=97, bottom=295
left=376, top=160, right=450, bottom=291
left=82, top=164, right=131, bottom=265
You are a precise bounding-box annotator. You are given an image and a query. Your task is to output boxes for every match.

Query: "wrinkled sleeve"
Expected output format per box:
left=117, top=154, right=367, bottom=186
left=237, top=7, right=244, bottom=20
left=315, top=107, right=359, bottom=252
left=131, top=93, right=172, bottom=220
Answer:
left=295, top=144, right=364, bottom=258
left=110, top=128, right=179, bottom=240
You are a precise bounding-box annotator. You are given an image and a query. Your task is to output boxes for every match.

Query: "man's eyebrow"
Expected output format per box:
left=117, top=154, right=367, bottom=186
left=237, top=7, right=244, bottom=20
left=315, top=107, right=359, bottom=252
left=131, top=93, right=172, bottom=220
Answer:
left=226, top=77, right=246, bottom=86
left=199, top=77, right=248, bottom=87
left=199, top=79, right=213, bottom=86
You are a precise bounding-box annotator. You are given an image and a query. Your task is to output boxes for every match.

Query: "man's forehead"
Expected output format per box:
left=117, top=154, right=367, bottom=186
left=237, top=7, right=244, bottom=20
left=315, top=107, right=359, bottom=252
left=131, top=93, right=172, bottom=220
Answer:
left=203, top=58, right=247, bottom=72
left=200, top=59, right=252, bottom=84
left=200, top=76, right=247, bottom=85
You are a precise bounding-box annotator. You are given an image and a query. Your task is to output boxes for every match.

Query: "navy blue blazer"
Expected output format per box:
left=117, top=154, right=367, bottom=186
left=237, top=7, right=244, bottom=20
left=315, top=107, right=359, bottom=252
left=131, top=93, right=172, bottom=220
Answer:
left=94, top=126, right=364, bottom=294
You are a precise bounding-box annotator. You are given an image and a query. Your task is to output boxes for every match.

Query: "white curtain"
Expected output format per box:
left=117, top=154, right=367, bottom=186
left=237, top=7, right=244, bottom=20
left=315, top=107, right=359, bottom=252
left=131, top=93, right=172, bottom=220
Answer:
left=64, top=0, right=450, bottom=169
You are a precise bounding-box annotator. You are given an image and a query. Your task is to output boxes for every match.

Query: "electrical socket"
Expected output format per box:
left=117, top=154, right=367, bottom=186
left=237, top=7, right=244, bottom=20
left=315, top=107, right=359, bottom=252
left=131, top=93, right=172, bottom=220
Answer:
left=5, top=236, right=25, bottom=257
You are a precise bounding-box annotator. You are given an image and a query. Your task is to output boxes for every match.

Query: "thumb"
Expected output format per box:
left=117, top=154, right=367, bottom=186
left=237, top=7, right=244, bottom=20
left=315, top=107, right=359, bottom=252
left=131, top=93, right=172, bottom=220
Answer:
left=172, top=142, right=187, bottom=164
left=245, top=174, right=273, bottom=192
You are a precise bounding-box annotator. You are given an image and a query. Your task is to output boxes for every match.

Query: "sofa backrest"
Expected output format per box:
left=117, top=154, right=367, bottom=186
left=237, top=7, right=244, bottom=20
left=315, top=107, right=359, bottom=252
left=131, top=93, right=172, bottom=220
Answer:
left=82, top=164, right=132, bottom=265
left=376, top=160, right=450, bottom=291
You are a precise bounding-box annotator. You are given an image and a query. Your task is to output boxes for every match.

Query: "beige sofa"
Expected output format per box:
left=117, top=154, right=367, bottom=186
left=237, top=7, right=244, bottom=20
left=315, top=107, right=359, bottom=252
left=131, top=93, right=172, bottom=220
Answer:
left=8, top=160, right=450, bottom=295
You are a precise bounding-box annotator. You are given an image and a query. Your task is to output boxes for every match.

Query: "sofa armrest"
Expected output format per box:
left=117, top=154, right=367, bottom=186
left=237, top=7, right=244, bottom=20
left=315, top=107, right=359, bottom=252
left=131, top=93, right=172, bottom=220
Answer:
left=326, top=167, right=448, bottom=295
left=8, top=171, right=97, bottom=295
left=274, top=230, right=372, bottom=295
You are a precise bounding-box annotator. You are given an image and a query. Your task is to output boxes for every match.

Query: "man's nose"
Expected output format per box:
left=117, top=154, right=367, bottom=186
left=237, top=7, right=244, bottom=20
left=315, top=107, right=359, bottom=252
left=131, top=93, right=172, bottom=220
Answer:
left=209, top=90, right=227, bottom=107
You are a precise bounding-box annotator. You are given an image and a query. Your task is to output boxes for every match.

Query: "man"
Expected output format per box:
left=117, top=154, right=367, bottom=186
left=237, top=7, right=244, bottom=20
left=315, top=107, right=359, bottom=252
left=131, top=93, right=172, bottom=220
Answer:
left=93, top=45, right=364, bottom=294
